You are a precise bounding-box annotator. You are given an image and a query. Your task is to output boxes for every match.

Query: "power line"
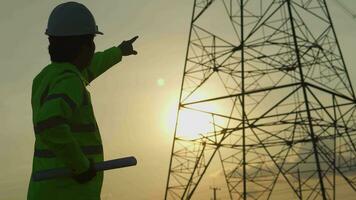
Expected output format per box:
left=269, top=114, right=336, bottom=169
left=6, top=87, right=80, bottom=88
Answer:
left=333, top=0, right=356, bottom=19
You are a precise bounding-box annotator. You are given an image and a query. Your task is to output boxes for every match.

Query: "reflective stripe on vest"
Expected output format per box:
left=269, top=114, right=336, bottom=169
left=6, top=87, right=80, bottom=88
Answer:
left=34, top=145, right=103, bottom=158
left=34, top=116, right=96, bottom=133
left=34, top=116, right=67, bottom=133
left=45, top=93, right=77, bottom=110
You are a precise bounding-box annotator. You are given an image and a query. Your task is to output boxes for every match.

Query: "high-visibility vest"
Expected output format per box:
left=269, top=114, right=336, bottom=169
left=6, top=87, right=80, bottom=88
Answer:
left=27, top=47, right=122, bottom=200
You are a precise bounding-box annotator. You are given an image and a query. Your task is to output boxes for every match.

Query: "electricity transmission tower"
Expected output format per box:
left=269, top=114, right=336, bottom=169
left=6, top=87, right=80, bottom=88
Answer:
left=165, top=0, right=356, bottom=199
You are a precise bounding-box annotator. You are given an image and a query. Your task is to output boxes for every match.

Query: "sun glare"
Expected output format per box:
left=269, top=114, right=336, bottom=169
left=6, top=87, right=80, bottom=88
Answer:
left=164, top=94, right=221, bottom=140
left=176, top=108, right=214, bottom=139
left=156, top=78, right=165, bottom=87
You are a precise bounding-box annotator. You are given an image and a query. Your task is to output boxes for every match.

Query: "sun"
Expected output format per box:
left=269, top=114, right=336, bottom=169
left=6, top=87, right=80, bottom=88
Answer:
left=175, top=107, right=214, bottom=139
left=164, top=94, right=220, bottom=140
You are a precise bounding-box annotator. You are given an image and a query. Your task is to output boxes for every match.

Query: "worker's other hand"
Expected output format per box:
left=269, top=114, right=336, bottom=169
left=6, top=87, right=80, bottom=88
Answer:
left=73, top=159, right=96, bottom=184
left=118, top=36, right=139, bottom=56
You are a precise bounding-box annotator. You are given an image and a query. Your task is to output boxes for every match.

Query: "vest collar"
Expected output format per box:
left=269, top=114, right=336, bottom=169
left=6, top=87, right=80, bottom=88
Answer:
left=51, top=62, right=89, bottom=85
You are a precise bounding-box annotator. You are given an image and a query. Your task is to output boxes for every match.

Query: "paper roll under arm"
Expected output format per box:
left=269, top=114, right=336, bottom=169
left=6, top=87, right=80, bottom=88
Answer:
left=32, top=156, right=137, bottom=181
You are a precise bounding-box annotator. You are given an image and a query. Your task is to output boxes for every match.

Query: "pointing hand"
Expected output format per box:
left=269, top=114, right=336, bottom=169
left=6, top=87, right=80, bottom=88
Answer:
left=118, top=36, right=139, bottom=56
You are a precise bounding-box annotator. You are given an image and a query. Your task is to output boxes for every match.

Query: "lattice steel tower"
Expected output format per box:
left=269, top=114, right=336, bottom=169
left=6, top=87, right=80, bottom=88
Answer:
left=165, top=0, right=356, bottom=199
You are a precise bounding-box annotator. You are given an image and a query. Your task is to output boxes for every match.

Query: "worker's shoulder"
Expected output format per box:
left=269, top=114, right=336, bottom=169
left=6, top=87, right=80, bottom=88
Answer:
left=32, top=64, right=85, bottom=94
left=33, top=63, right=83, bottom=90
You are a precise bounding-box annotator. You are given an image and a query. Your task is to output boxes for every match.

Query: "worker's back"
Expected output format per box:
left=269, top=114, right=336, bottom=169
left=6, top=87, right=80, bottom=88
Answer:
left=28, top=63, right=104, bottom=200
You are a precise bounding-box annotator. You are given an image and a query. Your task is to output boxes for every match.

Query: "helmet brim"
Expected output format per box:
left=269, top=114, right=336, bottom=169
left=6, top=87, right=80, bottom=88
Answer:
left=95, top=31, right=104, bottom=35
left=45, top=30, right=104, bottom=36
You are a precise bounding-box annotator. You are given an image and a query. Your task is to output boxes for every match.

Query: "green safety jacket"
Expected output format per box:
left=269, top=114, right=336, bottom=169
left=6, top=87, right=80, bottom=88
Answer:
left=27, top=46, right=122, bottom=200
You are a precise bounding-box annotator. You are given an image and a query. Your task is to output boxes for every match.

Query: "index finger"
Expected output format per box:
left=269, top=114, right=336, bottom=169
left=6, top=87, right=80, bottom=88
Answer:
left=129, top=36, right=139, bottom=43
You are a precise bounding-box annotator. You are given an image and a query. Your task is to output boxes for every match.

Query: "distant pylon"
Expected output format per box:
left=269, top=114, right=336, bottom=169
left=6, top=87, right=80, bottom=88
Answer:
left=210, top=186, right=221, bottom=200
left=165, top=0, right=356, bottom=199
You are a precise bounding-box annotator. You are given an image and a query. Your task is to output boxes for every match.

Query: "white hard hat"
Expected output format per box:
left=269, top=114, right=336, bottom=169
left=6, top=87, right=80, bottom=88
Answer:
left=45, top=2, right=103, bottom=36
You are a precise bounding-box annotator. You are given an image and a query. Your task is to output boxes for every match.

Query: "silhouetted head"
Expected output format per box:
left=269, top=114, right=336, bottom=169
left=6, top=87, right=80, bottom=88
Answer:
left=48, top=34, right=95, bottom=70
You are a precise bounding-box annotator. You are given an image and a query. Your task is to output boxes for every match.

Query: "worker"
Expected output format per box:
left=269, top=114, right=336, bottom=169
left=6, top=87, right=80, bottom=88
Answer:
left=27, top=2, right=138, bottom=200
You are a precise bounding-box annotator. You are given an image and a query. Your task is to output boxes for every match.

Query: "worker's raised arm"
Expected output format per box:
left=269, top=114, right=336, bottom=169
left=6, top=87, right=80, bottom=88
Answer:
left=81, top=46, right=122, bottom=83
left=34, top=73, right=89, bottom=175
left=81, top=36, right=139, bottom=83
